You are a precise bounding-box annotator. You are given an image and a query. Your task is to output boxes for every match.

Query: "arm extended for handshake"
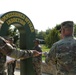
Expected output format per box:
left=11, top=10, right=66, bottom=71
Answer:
left=0, top=36, right=41, bottom=60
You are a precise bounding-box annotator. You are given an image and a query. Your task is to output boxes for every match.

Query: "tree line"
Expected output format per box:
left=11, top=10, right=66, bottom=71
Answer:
left=35, top=24, right=76, bottom=48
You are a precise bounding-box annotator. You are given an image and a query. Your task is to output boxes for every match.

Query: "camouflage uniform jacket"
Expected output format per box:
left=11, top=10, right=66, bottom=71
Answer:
left=0, top=36, right=34, bottom=74
left=45, top=36, right=76, bottom=75
left=33, top=45, right=42, bottom=61
left=33, top=45, right=42, bottom=75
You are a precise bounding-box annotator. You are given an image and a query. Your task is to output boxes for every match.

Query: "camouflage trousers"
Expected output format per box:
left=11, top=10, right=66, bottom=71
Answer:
left=7, top=61, right=16, bottom=75
left=33, top=62, right=42, bottom=75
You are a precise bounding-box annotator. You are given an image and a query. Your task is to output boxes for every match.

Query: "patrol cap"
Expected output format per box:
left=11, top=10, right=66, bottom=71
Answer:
left=61, top=21, right=74, bottom=28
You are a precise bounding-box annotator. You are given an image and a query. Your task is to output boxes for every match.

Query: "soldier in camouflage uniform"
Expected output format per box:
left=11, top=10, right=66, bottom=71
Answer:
left=32, top=39, right=42, bottom=75
left=45, top=21, right=76, bottom=75
left=6, top=37, right=17, bottom=75
left=0, top=36, right=41, bottom=75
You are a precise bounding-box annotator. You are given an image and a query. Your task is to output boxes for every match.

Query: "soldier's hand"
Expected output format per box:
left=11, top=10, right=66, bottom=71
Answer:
left=33, top=50, right=42, bottom=57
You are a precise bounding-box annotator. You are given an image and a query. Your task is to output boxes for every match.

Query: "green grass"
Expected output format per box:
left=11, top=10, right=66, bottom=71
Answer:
left=41, top=44, right=50, bottom=52
left=40, top=44, right=50, bottom=61
left=42, top=56, right=45, bottom=61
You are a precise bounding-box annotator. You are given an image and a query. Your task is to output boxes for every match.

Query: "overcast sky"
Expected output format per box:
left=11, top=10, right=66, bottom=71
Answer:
left=0, top=0, right=76, bottom=31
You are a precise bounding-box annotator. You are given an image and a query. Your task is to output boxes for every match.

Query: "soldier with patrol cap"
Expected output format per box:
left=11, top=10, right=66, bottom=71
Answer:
left=0, top=19, right=41, bottom=75
left=45, top=21, right=76, bottom=75
left=32, top=39, right=42, bottom=75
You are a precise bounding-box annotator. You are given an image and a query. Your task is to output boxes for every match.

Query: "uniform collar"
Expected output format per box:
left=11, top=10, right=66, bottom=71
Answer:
left=64, top=35, right=73, bottom=39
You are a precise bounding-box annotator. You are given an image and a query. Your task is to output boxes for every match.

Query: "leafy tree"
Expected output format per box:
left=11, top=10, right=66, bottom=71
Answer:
left=45, top=28, right=60, bottom=48
left=74, top=24, right=76, bottom=37
left=35, top=25, right=60, bottom=47
left=55, top=24, right=61, bottom=30
left=35, top=29, right=45, bottom=40
left=45, top=28, right=51, bottom=35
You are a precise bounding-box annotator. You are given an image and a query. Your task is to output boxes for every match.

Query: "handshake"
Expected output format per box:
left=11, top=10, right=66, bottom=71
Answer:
left=31, top=50, right=42, bottom=57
